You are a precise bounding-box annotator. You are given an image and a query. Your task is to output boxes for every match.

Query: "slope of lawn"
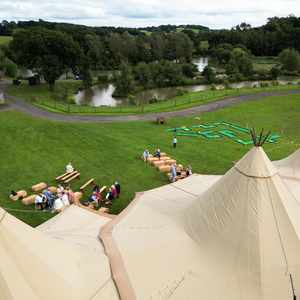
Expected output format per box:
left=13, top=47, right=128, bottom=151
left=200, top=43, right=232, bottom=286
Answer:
left=0, top=93, right=299, bottom=226
left=0, top=36, right=12, bottom=45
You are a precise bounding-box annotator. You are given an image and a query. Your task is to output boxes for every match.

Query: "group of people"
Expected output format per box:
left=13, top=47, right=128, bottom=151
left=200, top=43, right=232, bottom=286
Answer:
left=86, top=181, right=121, bottom=207
left=143, top=148, right=161, bottom=161
left=35, top=184, right=74, bottom=212
left=170, top=164, right=192, bottom=182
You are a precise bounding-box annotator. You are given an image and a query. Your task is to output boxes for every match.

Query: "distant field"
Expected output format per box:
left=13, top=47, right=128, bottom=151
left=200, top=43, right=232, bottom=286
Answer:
left=253, top=56, right=278, bottom=71
left=0, top=36, right=12, bottom=45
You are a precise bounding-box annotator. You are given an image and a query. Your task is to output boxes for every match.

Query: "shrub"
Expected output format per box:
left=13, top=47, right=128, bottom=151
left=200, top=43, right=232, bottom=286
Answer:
left=4, top=59, right=18, bottom=78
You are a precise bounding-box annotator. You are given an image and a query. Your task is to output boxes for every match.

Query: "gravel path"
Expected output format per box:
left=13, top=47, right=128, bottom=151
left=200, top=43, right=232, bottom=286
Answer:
left=1, top=82, right=300, bottom=123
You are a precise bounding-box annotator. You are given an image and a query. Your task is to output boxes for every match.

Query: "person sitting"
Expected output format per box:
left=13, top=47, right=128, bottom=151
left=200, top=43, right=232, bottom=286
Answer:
left=114, top=181, right=121, bottom=198
left=111, top=185, right=118, bottom=199
left=53, top=197, right=64, bottom=212
left=92, top=184, right=100, bottom=193
left=154, top=148, right=161, bottom=160
left=43, top=188, right=55, bottom=208
left=35, top=193, right=47, bottom=210
left=143, top=149, right=150, bottom=162
left=9, top=190, right=18, bottom=201
left=65, top=187, right=75, bottom=204
left=61, top=191, right=70, bottom=207
left=57, top=184, right=64, bottom=197
left=105, top=189, right=114, bottom=204
left=65, top=162, right=74, bottom=173
left=186, top=165, right=193, bottom=177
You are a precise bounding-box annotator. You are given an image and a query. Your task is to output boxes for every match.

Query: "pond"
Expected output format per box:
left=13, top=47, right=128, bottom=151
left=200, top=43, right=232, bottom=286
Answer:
left=193, top=57, right=208, bottom=72
left=74, top=79, right=299, bottom=108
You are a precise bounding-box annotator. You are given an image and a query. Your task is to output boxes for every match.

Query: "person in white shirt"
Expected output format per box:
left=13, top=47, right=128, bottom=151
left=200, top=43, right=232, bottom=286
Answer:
left=143, top=149, right=150, bottom=162
left=53, top=197, right=64, bottom=211
left=35, top=194, right=46, bottom=210
left=66, top=162, right=74, bottom=173
left=61, top=192, right=70, bottom=207
left=173, top=136, right=177, bottom=148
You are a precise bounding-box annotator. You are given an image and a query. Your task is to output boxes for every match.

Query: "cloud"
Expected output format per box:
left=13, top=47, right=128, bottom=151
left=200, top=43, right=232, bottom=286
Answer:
left=0, top=0, right=299, bottom=29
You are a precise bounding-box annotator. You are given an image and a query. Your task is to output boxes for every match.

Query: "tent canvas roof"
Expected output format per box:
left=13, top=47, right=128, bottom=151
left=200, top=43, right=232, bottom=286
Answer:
left=107, top=147, right=300, bottom=300
left=0, top=205, right=119, bottom=300
left=274, top=148, right=300, bottom=180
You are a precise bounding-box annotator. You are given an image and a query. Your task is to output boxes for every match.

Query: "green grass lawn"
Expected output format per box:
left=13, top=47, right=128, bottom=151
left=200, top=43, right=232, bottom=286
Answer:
left=0, top=36, right=12, bottom=45
left=1, top=93, right=300, bottom=227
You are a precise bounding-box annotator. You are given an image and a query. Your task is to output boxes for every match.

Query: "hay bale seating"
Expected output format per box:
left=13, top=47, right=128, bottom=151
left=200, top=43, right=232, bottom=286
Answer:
left=73, top=192, right=83, bottom=205
left=22, top=195, right=37, bottom=206
left=153, top=160, right=167, bottom=168
left=164, top=159, right=177, bottom=166
left=64, top=172, right=80, bottom=184
left=159, top=165, right=171, bottom=173
left=10, top=190, right=27, bottom=201
left=32, top=183, right=47, bottom=192
left=48, top=186, right=57, bottom=194
left=80, top=178, right=95, bottom=191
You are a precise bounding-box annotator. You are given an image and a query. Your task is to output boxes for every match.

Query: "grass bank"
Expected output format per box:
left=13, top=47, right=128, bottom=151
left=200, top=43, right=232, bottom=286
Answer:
left=7, top=80, right=300, bottom=115
left=1, top=93, right=300, bottom=227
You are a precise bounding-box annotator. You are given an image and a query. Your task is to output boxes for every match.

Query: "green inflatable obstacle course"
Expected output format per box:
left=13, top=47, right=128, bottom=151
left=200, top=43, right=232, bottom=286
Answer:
left=167, top=121, right=281, bottom=145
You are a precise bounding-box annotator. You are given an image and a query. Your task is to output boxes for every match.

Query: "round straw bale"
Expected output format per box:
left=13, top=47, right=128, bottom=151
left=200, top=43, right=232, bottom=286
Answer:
left=9, top=195, right=19, bottom=201
left=159, top=165, right=171, bottom=173
left=17, top=190, right=27, bottom=199
left=165, top=159, right=176, bottom=165
left=32, top=182, right=47, bottom=192
left=22, top=195, right=37, bottom=206
left=73, top=192, right=83, bottom=205
left=48, top=186, right=57, bottom=194
left=153, top=160, right=166, bottom=167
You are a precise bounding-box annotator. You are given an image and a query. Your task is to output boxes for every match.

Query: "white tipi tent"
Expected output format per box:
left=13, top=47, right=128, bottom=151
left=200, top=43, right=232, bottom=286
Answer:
left=275, top=148, right=300, bottom=180
left=0, top=205, right=119, bottom=300
left=104, top=147, right=300, bottom=300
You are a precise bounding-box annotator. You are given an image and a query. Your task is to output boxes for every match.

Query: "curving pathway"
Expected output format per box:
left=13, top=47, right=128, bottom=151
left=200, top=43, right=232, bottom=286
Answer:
left=1, top=82, right=300, bottom=123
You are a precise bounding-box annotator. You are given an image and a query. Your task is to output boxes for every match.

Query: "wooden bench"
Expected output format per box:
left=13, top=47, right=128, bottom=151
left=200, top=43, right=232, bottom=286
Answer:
left=56, top=172, right=69, bottom=181
left=64, top=172, right=80, bottom=184
left=80, top=178, right=95, bottom=191
left=61, top=171, right=78, bottom=182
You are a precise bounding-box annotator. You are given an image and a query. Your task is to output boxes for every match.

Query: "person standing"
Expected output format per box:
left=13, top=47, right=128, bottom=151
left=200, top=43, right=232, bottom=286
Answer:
left=173, top=136, right=177, bottom=148
left=171, top=164, right=177, bottom=183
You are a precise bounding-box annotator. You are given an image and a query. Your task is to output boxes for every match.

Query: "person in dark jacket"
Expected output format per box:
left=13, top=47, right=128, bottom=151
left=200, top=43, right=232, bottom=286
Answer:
left=114, top=182, right=121, bottom=197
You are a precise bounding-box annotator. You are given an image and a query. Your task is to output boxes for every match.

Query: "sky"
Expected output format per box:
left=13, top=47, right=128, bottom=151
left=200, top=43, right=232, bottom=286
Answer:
left=0, top=0, right=299, bottom=29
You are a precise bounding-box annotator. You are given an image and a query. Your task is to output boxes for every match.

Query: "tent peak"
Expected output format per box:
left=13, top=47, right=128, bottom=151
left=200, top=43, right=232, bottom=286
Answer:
left=234, top=146, right=278, bottom=178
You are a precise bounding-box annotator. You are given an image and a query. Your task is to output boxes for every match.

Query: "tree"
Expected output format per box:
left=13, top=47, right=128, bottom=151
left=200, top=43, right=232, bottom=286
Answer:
left=198, top=41, right=209, bottom=55
left=203, top=65, right=216, bottom=83
left=226, top=48, right=253, bottom=77
left=279, top=48, right=300, bottom=72
left=10, top=28, right=81, bottom=89
left=113, top=62, right=135, bottom=97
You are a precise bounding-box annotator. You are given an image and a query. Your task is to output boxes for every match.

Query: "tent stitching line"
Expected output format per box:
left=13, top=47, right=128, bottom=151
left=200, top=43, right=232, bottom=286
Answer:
left=0, top=211, right=7, bottom=223
left=89, top=277, right=112, bottom=300
left=234, top=166, right=277, bottom=179
left=171, top=185, right=198, bottom=197
left=266, top=180, right=290, bottom=274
